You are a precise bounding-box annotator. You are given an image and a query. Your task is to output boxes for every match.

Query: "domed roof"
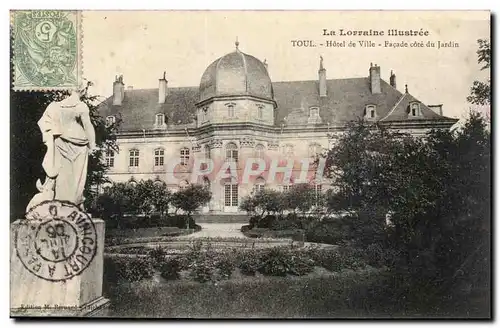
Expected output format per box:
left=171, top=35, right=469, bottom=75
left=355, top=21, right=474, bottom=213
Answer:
left=199, top=47, right=274, bottom=103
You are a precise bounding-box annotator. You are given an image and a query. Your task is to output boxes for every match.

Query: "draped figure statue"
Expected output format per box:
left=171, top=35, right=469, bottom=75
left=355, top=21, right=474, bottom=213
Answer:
left=26, top=89, right=96, bottom=212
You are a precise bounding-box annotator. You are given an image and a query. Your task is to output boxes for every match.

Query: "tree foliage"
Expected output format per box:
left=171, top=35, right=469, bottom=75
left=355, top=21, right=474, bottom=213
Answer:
left=467, top=39, right=491, bottom=106
left=170, top=184, right=212, bottom=217
left=323, top=114, right=490, bottom=306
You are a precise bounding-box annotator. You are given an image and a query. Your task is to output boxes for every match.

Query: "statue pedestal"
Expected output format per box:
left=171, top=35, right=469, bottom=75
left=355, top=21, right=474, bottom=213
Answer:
left=10, top=218, right=110, bottom=317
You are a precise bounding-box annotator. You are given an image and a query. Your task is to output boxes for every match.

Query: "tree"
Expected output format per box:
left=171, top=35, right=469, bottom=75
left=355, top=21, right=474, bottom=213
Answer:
left=283, top=184, right=316, bottom=216
left=467, top=39, right=491, bottom=106
left=323, top=114, right=490, bottom=309
left=135, top=180, right=171, bottom=217
left=170, top=185, right=212, bottom=228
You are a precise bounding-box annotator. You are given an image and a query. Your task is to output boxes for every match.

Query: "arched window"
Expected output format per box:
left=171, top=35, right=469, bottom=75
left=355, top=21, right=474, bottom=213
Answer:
left=106, top=115, right=116, bottom=127
left=253, top=177, right=266, bottom=194
left=254, top=144, right=265, bottom=159
left=129, top=149, right=139, bottom=167
left=256, top=104, right=264, bottom=119
left=309, top=107, right=319, bottom=118
left=180, top=147, right=190, bottom=166
left=226, top=103, right=236, bottom=118
left=129, top=178, right=137, bottom=187
left=308, top=143, right=322, bottom=160
left=225, top=142, right=238, bottom=163
left=155, top=113, right=165, bottom=126
left=154, top=148, right=164, bottom=167
left=105, top=149, right=115, bottom=168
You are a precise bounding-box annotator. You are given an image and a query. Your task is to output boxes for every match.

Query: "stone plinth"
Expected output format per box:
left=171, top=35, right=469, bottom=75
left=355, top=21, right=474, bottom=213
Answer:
left=10, top=218, right=110, bottom=317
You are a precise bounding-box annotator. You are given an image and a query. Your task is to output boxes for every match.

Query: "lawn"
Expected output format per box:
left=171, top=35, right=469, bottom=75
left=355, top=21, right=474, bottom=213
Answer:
left=104, top=267, right=388, bottom=318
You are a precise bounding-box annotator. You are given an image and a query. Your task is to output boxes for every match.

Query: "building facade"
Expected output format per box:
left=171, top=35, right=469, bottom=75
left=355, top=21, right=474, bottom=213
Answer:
left=98, top=42, right=458, bottom=214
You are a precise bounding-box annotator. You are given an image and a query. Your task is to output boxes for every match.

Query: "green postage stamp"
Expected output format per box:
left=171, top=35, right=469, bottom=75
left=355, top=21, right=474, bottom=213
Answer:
left=11, top=10, right=82, bottom=90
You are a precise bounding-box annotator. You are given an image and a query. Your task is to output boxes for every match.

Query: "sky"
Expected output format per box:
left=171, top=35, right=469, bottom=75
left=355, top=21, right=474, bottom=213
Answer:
left=82, top=10, right=490, bottom=119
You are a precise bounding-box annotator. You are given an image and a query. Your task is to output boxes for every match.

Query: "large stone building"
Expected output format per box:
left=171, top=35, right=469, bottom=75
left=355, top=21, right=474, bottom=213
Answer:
left=98, top=42, right=458, bottom=214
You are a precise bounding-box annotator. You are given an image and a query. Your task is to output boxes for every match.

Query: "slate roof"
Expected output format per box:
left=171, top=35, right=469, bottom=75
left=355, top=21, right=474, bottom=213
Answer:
left=98, top=77, right=456, bottom=132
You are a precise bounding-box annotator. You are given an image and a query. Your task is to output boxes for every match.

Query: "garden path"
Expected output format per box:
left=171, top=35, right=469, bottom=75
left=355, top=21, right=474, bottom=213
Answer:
left=182, top=223, right=249, bottom=239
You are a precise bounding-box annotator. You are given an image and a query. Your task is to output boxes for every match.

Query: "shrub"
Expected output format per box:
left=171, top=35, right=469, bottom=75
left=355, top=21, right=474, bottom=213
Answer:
left=149, top=246, right=167, bottom=267
left=105, top=256, right=155, bottom=282
left=160, top=257, right=182, bottom=280
left=237, top=249, right=263, bottom=276
left=288, top=252, right=316, bottom=276
left=215, top=253, right=235, bottom=280
left=258, top=247, right=291, bottom=276
left=188, top=253, right=218, bottom=283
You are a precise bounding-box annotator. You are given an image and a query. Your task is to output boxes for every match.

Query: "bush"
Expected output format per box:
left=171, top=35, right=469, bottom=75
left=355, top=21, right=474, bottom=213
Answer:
left=237, top=249, right=263, bottom=276
left=305, top=218, right=350, bottom=245
left=164, top=215, right=201, bottom=230
left=159, top=257, right=182, bottom=280
left=258, top=247, right=315, bottom=277
left=149, top=246, right=167, bottom=267
left=104, top=256, right=155, bottom=283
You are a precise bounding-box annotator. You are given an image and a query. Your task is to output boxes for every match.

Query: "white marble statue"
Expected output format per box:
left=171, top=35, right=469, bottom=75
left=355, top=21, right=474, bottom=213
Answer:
left=26, top=88, right=96, bottom=212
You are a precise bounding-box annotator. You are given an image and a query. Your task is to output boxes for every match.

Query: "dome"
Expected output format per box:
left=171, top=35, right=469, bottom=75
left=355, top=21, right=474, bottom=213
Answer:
left=199, top=48, right=274, bottom=103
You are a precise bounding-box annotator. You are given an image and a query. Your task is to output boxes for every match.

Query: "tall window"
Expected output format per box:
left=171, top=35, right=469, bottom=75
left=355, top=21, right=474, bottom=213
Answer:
left=105, top=150, right=115, bottom=168
left=180, top=147, right=190, bottom=166
left=155, top=113, right=165, bottom=126
left=129, top=149, right=139, bottom=167
left=314, top=183, right=323, bottom=206
left=284, top=144, right=294, bottom=158
left=410, top=102, right=420, bottom=116
left=226, top=103, right=236, bottom=118
left=154, top=148, right=164, bottom=167
left=309, top=107, right=319, bottom=118
left=106, top=115, right=116, bottom=127
left=201, top=107, right=208, bottom=123
left=256, top=104, right=264, bottom=119
left=254, top=144, right=265, bottom=159
left=225, top=142, right=238, bottom=163
left=282, top=184, right=292, bottom=192
left=308, top=143, right=322, bottom=160
left=253, top=177, right=266, bottom=194
left=204, top=144, right=211, bottom=159
left=224, top=183, right=238, bottom=207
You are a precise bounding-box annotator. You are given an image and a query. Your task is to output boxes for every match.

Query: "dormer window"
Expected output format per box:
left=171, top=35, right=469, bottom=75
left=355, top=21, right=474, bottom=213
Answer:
left=365, top=105, right=377, bottom=119
left=309, top=107, right=320, bottom=118
left=155, top=113, right=165, bottom=126
left=410, top=102, right=421, bottom=117
left=225, top=103, right=236, bottom=118
left=106, top=115, right=116, bottom=126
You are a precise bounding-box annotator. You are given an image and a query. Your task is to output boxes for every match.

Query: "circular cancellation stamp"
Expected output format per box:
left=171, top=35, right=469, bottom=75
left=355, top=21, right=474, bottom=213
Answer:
left=15, top=200, right=97, bottom=282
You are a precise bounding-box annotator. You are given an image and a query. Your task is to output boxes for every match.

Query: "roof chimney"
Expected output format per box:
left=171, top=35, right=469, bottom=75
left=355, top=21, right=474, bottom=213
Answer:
left=158, top=71, right=168, bottom=104
left=390, top=70, right=396, bottom=89
left=318, top=56, right=327, bottom=97
left=113, top=75, right=125, bottom=106
left=369, top=63, right=381, bottom=94
left=428, top=104, right=443, bottom=116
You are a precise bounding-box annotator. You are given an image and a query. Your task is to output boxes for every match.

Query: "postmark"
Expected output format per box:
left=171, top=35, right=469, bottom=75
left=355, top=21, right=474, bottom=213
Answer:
left=11, top=10, right=82, bottom=91
left=15, top=200, right=97, bottom=282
